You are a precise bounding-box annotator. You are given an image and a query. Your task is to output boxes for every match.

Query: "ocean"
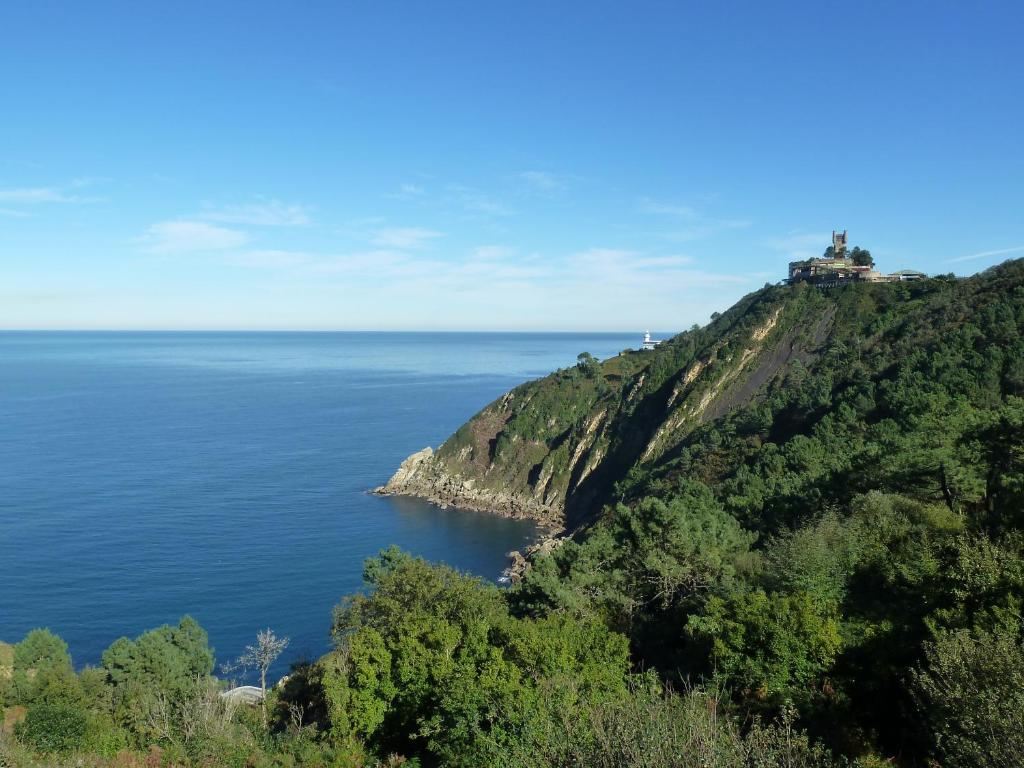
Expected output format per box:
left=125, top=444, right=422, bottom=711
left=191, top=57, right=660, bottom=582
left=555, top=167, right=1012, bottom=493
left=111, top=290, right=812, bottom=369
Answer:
left=0, top=331, right=638, bottom=681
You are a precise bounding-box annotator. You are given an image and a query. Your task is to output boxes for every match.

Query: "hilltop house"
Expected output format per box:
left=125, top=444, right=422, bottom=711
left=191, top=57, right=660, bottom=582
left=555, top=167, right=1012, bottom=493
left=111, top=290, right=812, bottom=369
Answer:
left=788, top=231, right=925, bottom=286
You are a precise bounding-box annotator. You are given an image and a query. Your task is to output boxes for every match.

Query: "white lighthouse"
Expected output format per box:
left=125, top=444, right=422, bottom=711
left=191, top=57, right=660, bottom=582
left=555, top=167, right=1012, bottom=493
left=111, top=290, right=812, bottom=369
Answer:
left=641, top=330, right=662, bottom=351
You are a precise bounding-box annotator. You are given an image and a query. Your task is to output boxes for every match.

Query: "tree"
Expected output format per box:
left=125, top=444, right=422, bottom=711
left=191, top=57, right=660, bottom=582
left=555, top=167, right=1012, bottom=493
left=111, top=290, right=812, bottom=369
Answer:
left=231, top=628, right=289, bottom=727
left=102, top=616, right=214, bottom=694
left=325, top=548, right=631, bottom=766
left=850, top=247, right=874, bottom=267
left=13, top=629, right=70, bottom=672
left=911, top=626, right=1024, bottom=767
left=576, top=352, right=598, bottom=376
left=686, top=590, right=842, bottom=700
left=101, top=616, right=216, bottom=735
left=9, top=629, right=80, bottom=706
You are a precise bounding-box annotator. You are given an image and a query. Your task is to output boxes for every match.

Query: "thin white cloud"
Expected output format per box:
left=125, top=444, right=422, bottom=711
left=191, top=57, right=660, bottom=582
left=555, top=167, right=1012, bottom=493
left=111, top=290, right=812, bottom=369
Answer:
left=445, top=184, right=516, bottom=217
left=371, top=227, right=443, bottom=249
left=764, top=231, right=831, bottom=261
left=472, top=245, right=515, bottom=260
left=640, top=198, right=751, bottom=240
left=139, top=220, right=249, bottom=253
left=946, top=244, right=1024, bottom=263
left=565, top=248, right=741, bottom=286
left=307, top=250, right=421, bottom=275
left=385, top=183, right=426, bottom=200
left=201, top=199, right=311, bottom=227
left=520, top=171, right=566, bottom=191
left=0, top=186, right=84, bottom=204
left=70, top=176, right=111, bottom=188
left=638, top=198, right=699, bottom=219
left=226, top=250, right=311, bottom=268
left=662, top=221, right=750, bottom=242
left=0, top=178, right=106, bottom=218
left=208, top=239, right=756, bottom=330
left=634, top=255, right=696, bottom=269
left=463, top=196, right=514, bottom=217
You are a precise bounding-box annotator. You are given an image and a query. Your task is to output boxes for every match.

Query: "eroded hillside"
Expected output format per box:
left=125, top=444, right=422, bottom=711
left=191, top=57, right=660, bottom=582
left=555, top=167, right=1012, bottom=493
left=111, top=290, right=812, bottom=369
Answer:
left=380, top=260, right=1024, bottom=532
left=378, top=276, right=874, bottom=528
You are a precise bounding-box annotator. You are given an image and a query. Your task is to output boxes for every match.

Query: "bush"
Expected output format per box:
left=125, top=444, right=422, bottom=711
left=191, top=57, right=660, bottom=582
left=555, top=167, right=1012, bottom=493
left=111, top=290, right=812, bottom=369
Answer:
left=15, top=702, right=88, bottom=752
left=911, top=626, right=1024, bottom=767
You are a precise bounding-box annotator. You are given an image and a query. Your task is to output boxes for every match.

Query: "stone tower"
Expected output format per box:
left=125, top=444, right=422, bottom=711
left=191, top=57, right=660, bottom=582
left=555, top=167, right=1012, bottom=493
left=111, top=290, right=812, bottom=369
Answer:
left=832, top=230, right=848, bottom=257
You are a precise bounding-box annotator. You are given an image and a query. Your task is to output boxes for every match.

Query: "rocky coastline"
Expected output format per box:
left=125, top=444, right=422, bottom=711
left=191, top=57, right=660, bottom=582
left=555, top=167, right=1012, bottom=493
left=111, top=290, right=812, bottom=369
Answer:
left=373, top=446, right=568, bottom=581
left=373, top=447, right=565, bottom=530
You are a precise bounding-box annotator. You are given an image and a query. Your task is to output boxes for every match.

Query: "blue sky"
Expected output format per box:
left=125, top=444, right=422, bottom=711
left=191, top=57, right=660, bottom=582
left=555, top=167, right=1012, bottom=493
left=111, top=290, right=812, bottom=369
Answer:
left=2, top=1, right=1022, bottom=331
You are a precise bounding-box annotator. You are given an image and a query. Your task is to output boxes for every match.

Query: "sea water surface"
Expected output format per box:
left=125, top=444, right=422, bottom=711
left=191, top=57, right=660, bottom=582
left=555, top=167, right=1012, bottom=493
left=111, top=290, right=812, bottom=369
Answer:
left=0, top=331, right=636, bottom=680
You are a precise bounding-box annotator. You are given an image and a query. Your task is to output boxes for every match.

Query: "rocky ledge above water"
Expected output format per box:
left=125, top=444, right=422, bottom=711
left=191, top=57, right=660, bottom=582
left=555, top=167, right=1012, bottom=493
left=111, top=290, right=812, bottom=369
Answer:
left=373, top=446, right=565, bottom=530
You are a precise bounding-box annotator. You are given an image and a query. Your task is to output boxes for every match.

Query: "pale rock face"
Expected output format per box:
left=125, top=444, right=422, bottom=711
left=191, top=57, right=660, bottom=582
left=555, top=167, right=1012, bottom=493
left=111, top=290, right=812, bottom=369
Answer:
left=375, top=446, right=564, bottom=529
left=386, top=446, right=434, bottom=487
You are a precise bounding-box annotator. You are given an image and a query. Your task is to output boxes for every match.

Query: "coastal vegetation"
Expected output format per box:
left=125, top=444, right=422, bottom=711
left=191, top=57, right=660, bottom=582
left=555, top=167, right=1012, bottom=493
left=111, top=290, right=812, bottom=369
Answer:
left=3, top=259, right=1024, bottom=766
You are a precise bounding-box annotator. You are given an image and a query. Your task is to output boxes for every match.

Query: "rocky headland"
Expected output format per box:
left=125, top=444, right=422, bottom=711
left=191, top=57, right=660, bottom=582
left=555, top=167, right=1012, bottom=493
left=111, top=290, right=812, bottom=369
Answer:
left=373, top=446, right=566, bottom=531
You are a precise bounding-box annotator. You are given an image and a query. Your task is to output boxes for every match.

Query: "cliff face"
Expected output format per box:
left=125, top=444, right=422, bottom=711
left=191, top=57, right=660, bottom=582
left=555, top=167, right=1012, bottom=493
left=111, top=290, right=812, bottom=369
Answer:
left=378, top=279, right=843, bottom=529
left=376, top=446, right=563, bottom=527
left=378, top=261, right=1024, bottom=531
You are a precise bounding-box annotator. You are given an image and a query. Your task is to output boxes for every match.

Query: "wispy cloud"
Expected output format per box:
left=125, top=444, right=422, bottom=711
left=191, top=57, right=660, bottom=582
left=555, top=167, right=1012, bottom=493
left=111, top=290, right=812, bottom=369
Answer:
left=519, top=170, right=566, bottom=192
left=472, top=245, right=515, bottom=260
left=946, top=244, right=1024, bottom=263
left=639, top=197, right=750, bottom=240
left=306, top=250, right=419, bottom=275
left=200, top=199, right=311, bottom=227
left=212, top=239, right=755, bottom=330
left=371, top=227, right=443, bottom=249
left=638, top=198, right=699, bottom=219
left=445, top=184, right=516, bottom=217
left=385, top=183, right=426, bottom=200
left=0, top=179, right=106, bottom=217
left=0, top=186, right=86, bottom=204
left=139, top=220, right=249, bottom=253
left=764, top=231, right=830, bottom=261
left=225, top=249, right=311, bottom=268
left=564, top=248, right=742, bottom=286
left=661, top=221, right=751, bottom=242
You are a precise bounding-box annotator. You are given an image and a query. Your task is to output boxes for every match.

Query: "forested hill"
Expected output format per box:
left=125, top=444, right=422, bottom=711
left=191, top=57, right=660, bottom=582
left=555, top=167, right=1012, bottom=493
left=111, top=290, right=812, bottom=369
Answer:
left=382, top=258, right=1024, bottom=533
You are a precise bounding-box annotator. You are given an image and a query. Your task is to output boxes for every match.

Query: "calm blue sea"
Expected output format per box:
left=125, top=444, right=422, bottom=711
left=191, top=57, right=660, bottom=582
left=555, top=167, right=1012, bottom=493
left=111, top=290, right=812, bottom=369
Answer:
left=0, top=331, right=637, bottom=681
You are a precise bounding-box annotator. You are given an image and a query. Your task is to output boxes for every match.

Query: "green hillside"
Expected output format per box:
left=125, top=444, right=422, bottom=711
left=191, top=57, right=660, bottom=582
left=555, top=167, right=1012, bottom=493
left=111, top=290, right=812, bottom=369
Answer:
left=384, top=259, right=1024, bottom=534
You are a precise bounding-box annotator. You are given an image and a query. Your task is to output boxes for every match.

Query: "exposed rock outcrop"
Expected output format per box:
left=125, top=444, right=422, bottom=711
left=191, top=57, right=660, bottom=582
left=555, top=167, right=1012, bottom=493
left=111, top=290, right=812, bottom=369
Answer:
left=503, top=535, right=568, bottom=583
left=374, top=447, right=565, bottom=529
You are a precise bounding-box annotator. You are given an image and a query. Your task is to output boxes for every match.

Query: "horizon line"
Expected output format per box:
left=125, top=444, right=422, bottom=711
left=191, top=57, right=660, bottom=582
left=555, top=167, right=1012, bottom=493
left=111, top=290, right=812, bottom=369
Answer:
left=0, top=327, right=671, bottom=335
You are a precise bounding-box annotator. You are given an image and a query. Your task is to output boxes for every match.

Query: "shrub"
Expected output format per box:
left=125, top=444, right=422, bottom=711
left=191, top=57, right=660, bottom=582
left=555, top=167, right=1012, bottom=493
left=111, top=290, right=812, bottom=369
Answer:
left=15, top=702, right=88, bottom=752
left=911, top=626, right=1024, bottom=767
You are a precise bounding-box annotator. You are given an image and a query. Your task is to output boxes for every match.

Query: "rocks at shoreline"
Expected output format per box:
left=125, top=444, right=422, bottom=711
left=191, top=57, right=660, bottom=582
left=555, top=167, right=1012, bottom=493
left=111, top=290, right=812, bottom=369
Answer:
left=373, top=446, right=565, bottom=530
left=374, top=445, right=574, bottom=582
left=503, top=535, right=568, bottom=583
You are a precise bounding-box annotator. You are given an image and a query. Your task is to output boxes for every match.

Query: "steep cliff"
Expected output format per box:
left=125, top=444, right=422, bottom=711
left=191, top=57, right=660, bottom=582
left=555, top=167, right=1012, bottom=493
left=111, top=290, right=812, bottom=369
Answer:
left=378, top=260, right=1024, bottom=532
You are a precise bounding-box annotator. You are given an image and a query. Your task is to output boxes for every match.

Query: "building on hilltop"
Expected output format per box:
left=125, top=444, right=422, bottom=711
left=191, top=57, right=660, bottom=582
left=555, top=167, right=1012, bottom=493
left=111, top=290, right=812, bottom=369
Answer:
left=832, top=229, right=848, bottom=256
left=788, top=231, right=926, bottom=287
left=889, top=269, right=928, bottom=282
left=641, top=330, right=662, bottom=351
